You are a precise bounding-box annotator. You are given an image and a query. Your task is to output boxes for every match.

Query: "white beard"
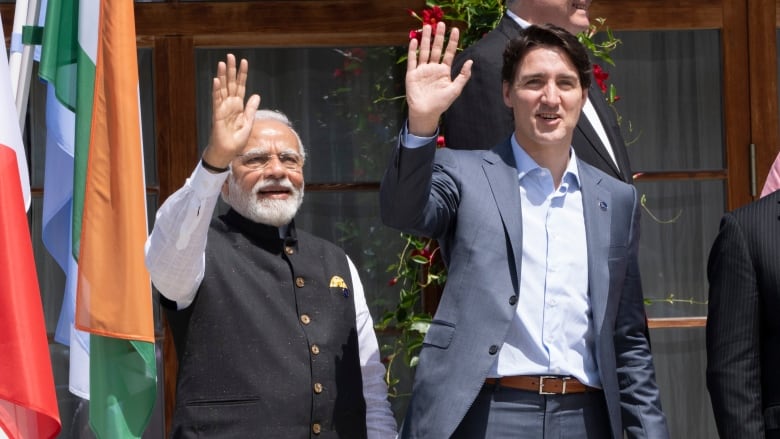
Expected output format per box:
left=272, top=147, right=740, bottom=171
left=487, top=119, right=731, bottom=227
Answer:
left=223, top=175, right=304, bottom=227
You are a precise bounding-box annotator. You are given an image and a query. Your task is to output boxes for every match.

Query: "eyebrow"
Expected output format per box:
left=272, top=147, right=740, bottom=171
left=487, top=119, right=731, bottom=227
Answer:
left=518, top=72, right=579, bottom=82
left=239, top=148, right=299, bottom=157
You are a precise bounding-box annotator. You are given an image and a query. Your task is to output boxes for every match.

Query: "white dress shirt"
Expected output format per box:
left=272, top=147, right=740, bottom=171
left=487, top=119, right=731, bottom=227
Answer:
left=403, top=128, right=600, bottom=388
left=144, top=163, right=397, bottom=438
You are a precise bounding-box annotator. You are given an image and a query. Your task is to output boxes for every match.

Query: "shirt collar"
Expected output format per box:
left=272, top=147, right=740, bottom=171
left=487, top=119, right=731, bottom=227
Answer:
left=510, top=135, right=581, bottom=189
left=506, top=10, right=531, bottom=29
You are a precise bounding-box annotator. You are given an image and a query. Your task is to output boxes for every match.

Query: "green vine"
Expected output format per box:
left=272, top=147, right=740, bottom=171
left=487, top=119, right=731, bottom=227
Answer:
left=376, top=235, right=446, bottom=395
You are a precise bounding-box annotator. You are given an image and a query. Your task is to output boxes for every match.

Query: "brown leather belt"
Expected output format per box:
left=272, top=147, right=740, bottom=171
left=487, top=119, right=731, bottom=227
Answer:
left=485, top=376, right=599, bottom=395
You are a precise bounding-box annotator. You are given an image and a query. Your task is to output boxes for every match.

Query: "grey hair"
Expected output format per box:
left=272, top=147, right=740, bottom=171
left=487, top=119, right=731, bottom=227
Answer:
left=254, top=109, right=307, bottom=162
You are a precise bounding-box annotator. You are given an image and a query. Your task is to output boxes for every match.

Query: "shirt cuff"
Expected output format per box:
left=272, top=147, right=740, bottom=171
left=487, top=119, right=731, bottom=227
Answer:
left=191, top=161, right=229, bottom=199
left=402, top=121, right=438, bottom=149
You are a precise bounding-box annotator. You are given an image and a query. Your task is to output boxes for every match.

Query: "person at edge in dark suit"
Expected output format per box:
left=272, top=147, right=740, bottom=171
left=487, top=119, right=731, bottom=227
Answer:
left=144, top=54, right=396, bottom=438
left=443, top=0, right=633, bottom=184
left=706, top=189, right=780, bottom=438
left=380, top=21, right=668, bottom=438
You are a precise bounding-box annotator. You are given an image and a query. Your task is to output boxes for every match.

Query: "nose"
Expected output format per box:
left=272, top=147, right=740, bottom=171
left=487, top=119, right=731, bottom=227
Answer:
left=263, top=154, right=287, bottom=178
left=541, top=82, right=561, bottom=105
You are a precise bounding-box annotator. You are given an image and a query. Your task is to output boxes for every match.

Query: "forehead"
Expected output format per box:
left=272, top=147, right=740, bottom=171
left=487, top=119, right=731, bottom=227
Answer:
left=517, top=46, right=578, bottom=77
left=244, top=119, right=300, bottom=154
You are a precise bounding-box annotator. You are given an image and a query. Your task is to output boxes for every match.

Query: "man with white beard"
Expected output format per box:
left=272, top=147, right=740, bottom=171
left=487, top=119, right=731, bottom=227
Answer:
left=145, top=54, right=396, bottom=439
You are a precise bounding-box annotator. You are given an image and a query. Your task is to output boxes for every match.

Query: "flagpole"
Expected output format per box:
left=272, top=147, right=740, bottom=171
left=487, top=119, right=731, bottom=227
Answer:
left=10, top=0, right=41, bottom=132
left=8, top=0, right=29, bottom=99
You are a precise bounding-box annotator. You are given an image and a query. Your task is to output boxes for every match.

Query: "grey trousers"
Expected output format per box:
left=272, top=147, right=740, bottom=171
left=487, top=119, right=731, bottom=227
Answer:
left=451, top=383, right=612, bottom=438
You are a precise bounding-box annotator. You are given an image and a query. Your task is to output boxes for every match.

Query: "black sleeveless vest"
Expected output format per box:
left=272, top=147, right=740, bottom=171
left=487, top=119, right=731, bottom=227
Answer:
left=166, top=210, right=367, bottom=438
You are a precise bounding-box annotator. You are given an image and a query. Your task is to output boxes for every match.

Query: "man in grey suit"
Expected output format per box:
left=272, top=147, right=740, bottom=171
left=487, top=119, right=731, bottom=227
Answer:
left=706, top=189, right=780, bottom=438
left=443, top=0, right=633, bottom=183
left=381, top=22, right=667, bottom=438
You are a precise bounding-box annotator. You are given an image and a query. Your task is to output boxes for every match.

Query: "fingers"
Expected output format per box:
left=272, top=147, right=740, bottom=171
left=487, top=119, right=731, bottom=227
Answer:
left=245, top=94, right=261, bottom=120
left=410, top=22, right=456, bottom=69
left=418, top=24, right=432, bottom=65
left=211, top=77, right=222, bottom=111
left=407, top=37, right=419, bottom=72
left=441, top=27, right=460, bottom=66
left=452, top=59, right=473, bottom=91
left=429, top=22, right=446, bottom=63
left=216, top=60, right=227, bottom=101
left=237, top=58, right=249, bottom=100
left=226, top=54, right=238, bottom=96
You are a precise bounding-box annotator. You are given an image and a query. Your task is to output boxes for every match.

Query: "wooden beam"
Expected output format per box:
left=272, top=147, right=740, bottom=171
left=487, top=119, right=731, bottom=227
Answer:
left=135, top=1, right=424, bottom=47
left=589, top=0, right=722, bottom=30
left=648, top=317, right=706, bottom=329
left=153, top=36, right=199, bottom=202
left=722, top=0, right=754, bottom=209
left=748, top=0, right=779, bottom=195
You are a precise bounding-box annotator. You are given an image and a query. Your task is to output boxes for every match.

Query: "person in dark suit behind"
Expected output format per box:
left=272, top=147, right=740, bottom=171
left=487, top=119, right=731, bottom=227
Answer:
left=706, top=189, right=780, bottom=438
left=443, top=0, right=633, bottom=183
left=381, top=22, right=667, bottom=438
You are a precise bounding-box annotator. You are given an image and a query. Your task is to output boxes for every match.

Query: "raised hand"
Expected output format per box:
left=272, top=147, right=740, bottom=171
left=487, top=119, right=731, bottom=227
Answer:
left=202, top=54, right=262, bottom=169
left=406, top=22, right=472, bottom=137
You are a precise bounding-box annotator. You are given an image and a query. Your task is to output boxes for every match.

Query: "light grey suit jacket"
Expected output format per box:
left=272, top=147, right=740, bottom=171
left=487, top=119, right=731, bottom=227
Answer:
left=380, top=137, right=668, bottom=439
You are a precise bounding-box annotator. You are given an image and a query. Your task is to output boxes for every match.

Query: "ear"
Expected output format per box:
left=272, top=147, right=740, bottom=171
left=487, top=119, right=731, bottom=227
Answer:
left=502, top=81, right=512, bottom=108
left=581, top=88, right=589, bottom=109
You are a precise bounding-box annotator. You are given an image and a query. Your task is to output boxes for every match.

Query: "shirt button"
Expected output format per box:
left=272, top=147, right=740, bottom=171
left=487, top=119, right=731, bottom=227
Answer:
left=489, top=345, right=499, bottom=355
left=312, top=423, right=321, bottom=434
left=300, top=314, right=311, bottom=325
left=296, top=277, right=305, bottom=287
left=313, top=382, right=323, bottom=393
left=509, top=295, right=518, bottom=305
left=311, top=344, right=320, bottom=355
left=285, top=246, right=295, bottom=255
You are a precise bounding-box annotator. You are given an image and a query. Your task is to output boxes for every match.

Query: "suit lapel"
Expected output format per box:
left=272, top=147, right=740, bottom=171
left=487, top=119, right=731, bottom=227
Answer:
left=482, top=140, right=523, bottom=280
left=579, top=162, right=612, bottom=335
left=576, top=87, right=625, bottom=180
left=587, top=86, right=632, bottom=181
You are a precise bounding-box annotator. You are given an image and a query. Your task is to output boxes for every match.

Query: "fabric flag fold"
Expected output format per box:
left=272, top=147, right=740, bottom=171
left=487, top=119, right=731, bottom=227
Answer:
left=0, top=13, right=31, bottom=212
left=39, top=0, right=157, bottom=437
left=0, top=12, right=61, bottom=439
left=0, top=147, right=62, bottom=439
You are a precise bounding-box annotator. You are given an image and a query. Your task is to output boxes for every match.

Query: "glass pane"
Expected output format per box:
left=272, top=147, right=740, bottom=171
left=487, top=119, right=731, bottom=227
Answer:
left=29, top=63, right=46, bottom=188
left=650, top=327, right=718, bottom=438
left=139, top=48, right=158, bottom=187
left=195, top=46, right=406, bottom=183
left=607, top=30, right=723, bottom=172
left=635, top=179, right=724, bottom=318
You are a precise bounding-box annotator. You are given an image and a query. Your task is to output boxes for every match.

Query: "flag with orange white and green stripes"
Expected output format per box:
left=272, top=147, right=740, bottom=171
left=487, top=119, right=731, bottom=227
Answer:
left=39, top=0, right=157, bottom=437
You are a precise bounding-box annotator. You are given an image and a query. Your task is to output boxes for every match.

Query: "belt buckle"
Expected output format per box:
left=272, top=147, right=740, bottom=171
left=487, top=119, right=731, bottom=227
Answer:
left=538, top=376, right=564, bottom=395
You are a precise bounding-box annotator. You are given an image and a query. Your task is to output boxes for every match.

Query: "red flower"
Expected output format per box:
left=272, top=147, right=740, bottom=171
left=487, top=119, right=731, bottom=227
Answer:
left=436, top=135, right=446, bottom=148
left=592, top=64, right=609, bottom=94
left=422, top=6, right=444, bottom=26
left=409, top=6, right=444, bottom=42
left=388, top=277, right=399, bottom=286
